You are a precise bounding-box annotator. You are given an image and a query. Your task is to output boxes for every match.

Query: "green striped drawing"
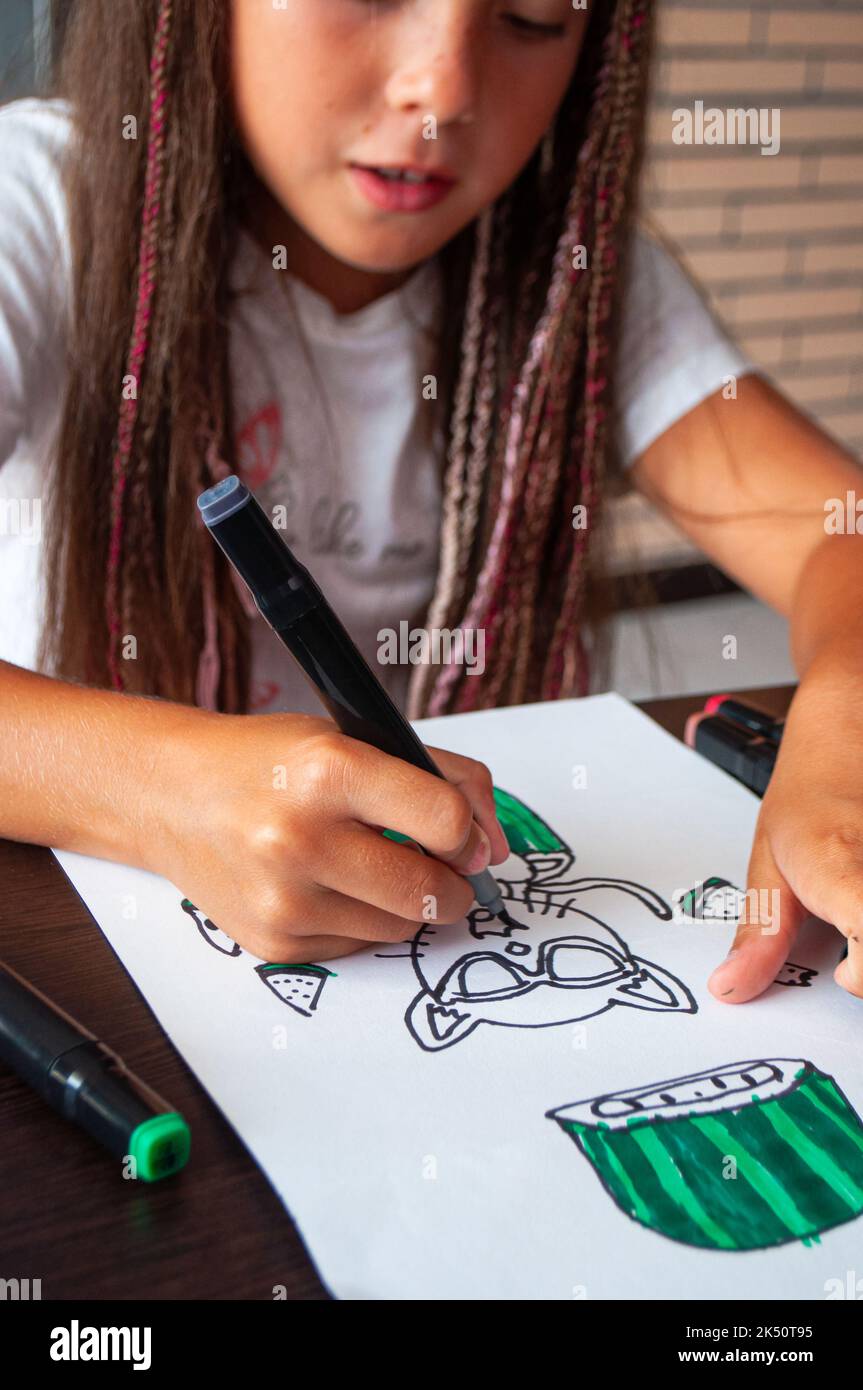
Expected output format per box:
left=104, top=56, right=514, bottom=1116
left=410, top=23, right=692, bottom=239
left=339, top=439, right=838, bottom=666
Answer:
left=547, top=1059, right=863, bottom=1251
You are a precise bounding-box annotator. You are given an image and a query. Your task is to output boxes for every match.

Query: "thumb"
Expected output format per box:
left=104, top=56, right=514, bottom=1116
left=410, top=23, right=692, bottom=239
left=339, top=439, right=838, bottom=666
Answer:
left=834, top=939, right=863, bottom=998
left=707, top=829, right=805, bottom=1004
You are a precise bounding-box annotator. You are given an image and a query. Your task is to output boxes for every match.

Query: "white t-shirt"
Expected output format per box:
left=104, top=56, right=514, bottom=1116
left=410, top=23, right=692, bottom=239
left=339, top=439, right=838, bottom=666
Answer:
left=0, top=98, right=751, bottom=715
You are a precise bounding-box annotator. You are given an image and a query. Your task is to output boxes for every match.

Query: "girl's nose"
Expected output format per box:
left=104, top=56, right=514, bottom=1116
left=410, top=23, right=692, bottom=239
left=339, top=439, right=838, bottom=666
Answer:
left=384, top=23, right=478, bottom=128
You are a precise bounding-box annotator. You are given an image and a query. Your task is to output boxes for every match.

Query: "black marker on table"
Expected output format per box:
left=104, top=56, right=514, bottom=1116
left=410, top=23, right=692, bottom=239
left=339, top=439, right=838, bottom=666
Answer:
left=197, top=475, right=506, bottom=919
left=0, top=959, right=190, bottom=1181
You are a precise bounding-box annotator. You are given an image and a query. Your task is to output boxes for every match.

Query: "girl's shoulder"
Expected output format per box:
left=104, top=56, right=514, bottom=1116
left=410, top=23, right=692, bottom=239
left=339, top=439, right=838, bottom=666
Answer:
left=0, top=99, right=76, bottom=463
left=616, top=223, right=753, bottom=466
left=0, top=93, right=74, bottom=137
left=0, top=96, right=75, bottom=267
left=0, top=94, right=75, bottom=182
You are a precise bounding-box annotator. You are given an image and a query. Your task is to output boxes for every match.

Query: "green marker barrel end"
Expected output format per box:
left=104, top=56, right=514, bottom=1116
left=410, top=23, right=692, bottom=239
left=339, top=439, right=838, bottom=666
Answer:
left=129, top=1112, right=191, bottom=1182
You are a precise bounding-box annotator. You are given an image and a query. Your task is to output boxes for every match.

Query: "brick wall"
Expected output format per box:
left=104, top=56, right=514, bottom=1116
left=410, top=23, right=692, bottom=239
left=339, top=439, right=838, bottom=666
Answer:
left=641, top=0, right=863, bottom=455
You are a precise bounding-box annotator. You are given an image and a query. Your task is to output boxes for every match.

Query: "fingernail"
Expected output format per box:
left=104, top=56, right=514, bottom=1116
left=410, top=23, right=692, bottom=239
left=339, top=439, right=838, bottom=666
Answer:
left=708, top=948, right=740, bottom=988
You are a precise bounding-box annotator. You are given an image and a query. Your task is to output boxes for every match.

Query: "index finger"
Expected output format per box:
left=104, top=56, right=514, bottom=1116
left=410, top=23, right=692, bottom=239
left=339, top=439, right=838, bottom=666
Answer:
left=425, top=744, right=509, bottom=864
left=328, top=736, right=494, bottom=866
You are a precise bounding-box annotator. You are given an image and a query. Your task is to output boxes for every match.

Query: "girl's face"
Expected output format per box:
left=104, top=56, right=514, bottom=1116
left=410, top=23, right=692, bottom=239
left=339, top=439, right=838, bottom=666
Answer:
left=231, top=0, right=588, bottom=305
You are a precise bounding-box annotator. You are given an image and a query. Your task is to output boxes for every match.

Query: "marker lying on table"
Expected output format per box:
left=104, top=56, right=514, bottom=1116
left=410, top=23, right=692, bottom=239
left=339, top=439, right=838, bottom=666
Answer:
left=684, top=710, right=778, bottom=797
left=0, top=960, right=190, bottom=1180
left=703, top=694, right=784, bottom=744
left=197, top=475, right=506, bottom=919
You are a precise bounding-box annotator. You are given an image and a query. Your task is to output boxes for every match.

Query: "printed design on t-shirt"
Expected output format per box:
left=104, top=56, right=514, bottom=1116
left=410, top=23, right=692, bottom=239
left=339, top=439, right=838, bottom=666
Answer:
left=235, top=400, right=428, bottom=574
left=377, top=787, right=697, bottom=1052
left=309, top=497, right=364, bottom=559
left=547, top=1058, right=863, bottom=1251
left=179, top=897, right=335, bottom=1017
left=236, top=400, right=301, bottom=545
left=236, top=402, right=282, bottom=490
left=249, top=679, right=283, bottom=713
left=379, top=540, right=426, bottom=564
left=675, top=878, right=818, bottom=987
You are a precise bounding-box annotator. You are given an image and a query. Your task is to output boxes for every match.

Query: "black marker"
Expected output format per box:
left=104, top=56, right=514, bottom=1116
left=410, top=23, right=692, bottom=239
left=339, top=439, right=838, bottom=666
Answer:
left=197, top=475, right=505, bottom=917
left=704, top=694, right=784, bottom=745
left=0, top=960, right=190, bottom=1180
left=684, top=712, right=777, bottom=797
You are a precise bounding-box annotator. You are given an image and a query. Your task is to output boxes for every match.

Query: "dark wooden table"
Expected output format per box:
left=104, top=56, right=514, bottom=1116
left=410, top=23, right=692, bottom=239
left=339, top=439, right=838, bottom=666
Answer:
left=0, top=685, right=795, bottom=1300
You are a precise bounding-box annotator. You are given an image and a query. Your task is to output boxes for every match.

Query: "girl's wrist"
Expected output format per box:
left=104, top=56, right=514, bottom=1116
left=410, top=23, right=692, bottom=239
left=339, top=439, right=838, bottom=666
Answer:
left=782, top=637, right=863, bottom=750
left=127, top=699, right=224, bottom=877
left=795, top=634, right=863, bottom=700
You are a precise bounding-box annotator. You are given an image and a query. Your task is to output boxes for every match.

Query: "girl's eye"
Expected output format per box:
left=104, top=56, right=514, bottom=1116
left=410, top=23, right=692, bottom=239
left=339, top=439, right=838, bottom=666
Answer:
left=504, top=13, right=567, bottom=39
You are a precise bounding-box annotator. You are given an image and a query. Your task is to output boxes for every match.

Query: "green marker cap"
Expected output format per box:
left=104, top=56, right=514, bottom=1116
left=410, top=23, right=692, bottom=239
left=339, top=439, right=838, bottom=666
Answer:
left=128, top=1112, right=191, bottom=1182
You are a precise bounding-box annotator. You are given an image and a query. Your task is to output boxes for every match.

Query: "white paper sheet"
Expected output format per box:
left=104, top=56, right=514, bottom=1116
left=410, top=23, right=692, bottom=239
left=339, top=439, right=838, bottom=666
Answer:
left=52, top=694, right=863, bottom=1299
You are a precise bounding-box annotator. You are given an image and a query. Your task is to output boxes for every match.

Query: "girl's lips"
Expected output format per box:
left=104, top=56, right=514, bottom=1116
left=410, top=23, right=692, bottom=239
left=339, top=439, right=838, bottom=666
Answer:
left=348, top=164, right=456, bottom=213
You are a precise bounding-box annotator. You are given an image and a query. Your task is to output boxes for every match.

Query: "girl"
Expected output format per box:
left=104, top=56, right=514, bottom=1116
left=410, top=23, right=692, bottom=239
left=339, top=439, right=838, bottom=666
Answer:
left=1, top=0, right=862, bottom=1003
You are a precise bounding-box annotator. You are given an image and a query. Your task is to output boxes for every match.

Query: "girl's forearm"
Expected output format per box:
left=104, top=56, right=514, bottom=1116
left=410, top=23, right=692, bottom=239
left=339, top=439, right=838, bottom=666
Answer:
left=788, top=532, right=863, bottom=682
left=0, top=658, right=200, bottom=867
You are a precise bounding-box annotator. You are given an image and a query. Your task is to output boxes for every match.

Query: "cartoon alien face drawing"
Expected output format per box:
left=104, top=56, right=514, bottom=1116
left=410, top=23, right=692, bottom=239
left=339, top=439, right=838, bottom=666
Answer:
left=406, top=883, right=696, bottom=1051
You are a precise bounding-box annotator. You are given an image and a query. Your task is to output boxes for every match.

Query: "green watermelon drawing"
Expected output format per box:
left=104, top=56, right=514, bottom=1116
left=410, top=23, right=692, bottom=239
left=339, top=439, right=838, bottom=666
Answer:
left=548, top=1058, right=863, bottom=1251
left=256, top=962, right=335, bottom=1018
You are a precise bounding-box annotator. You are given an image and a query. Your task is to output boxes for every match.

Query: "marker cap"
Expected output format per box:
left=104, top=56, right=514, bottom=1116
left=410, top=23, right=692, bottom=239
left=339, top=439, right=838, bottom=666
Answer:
left=128, top=1112, right=191, bottom=1182
left=197, top=475, right=250, bottom=525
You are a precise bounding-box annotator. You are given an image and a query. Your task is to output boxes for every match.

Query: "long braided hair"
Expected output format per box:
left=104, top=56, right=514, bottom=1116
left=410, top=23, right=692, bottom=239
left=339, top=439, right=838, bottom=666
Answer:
left=39, top=0, right=654, bottom=718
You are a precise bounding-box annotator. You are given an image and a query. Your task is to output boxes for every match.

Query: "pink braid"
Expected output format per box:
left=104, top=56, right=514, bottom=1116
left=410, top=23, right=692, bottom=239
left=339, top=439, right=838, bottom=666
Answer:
left=105, top=0, right=173, bottom=692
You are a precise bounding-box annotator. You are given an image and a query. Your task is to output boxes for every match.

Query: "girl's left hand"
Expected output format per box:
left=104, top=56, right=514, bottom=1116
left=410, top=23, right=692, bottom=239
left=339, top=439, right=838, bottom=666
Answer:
left=708, top=659, right=863, bottom=1003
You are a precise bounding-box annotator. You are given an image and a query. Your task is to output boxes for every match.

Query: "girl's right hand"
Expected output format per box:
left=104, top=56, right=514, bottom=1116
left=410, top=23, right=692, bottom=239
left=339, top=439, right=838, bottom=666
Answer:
left=142, top=707, right=510, bottom=963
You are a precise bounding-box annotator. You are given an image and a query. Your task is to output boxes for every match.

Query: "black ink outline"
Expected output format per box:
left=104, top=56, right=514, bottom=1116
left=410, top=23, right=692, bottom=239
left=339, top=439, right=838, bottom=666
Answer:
left=256, top=963, right=335, bottom=1017
left=180, top=897, right=242, bottom=957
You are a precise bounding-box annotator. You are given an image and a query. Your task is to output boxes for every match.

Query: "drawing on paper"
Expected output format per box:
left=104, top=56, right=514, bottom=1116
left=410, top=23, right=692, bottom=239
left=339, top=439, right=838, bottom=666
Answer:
left=547, top=1058, right=863, bottom=1251
left=673, top=882, right=818, bottom=987
left=403, top=788, right=696, bottom=1052
left=676, top=877, right=744, bottom=921
left=775, top=962, right=818, bottom=987
left=256, top=963, right=335, bottom=1017
left=180, top=897, right=335, bottom=1015
left=181, top=897, right=243, bottom=957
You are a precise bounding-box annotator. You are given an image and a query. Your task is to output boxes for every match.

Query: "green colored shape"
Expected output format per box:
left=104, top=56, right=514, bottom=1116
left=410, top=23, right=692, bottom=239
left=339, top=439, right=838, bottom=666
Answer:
left=382, top=785, right=565, bottom=856
left=491, top=787, right=566, bottom=855
left=679, top=877, right=730, bottom=916
left=761, top=1104, right=863, bottom=1212
left=578, top=1126, right=657, bottom=1232
left=128, top=1113, right=190, bottom=1182
left=382, top=828, right=413, bottom=846
left=259, top=963, right=336, bottom=977
left=631, top=1123, right=738, bottom=1249
left=694, top=1113, right=814, bottom=1243
left=550, top=1061, right=863, bottom=1251
left=644, top=1113, right=784, bottom=1249
left=805, top=1074, right=863, bottom=1151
